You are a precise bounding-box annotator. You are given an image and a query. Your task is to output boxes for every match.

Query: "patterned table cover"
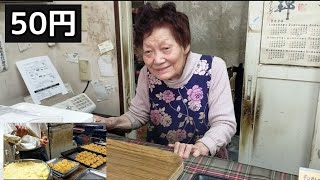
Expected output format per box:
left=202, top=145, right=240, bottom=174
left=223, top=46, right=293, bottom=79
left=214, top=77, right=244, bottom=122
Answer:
left=107, top=133, right=298, bottom=180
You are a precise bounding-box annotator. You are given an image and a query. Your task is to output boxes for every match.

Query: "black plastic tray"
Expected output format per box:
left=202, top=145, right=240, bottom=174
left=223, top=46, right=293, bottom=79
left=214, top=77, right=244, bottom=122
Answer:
left=192, top=173, right=229, bottom=180
left=61, top=147, right=106, bottom=170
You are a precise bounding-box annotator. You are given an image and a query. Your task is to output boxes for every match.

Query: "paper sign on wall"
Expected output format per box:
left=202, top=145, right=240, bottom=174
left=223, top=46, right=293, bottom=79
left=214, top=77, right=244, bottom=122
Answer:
left=98, top=40, right=114, bottom=54
left=299, top=167, right=320, bottom=180
left=16, top=56, right=67, bottom=104
left=91, top=80, right=108, bottom=102
left=0, top=35, right=8, bottom=72
left=65, top=52, right=79, bottom=63
left=98, top=55, right=114, bottom=77
left=18, top=43, right=32, bottom=52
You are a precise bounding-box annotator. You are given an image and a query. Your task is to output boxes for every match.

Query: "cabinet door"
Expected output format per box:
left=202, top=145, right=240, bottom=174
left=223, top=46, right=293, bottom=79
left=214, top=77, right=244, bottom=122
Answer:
left=239, top=1, right=320, bottom=175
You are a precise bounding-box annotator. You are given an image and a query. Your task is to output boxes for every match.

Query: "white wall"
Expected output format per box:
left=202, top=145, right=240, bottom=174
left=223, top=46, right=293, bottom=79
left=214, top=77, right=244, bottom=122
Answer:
left=0, top=1, right=120, bottom=116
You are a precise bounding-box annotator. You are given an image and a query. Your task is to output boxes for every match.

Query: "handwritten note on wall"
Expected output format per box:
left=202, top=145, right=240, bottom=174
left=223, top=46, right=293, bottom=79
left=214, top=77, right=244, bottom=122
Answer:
left=98, top=40, right=114, bottom=54
left=98, top=55, right=114, bottom=77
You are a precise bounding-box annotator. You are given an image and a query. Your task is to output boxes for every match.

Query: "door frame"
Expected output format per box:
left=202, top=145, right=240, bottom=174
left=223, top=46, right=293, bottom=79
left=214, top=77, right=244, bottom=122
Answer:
left=115, top=1, right=137, bottom=139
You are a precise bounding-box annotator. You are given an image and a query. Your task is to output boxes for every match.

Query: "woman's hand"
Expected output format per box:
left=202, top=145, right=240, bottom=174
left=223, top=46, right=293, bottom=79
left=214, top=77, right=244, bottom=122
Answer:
left=40, top=136, right=49, bottom=146
left=168, top=141, right=209, bottom=159
left=94, top=115, right=116, bottom=130
left=94, top=115, right=132, bottom=130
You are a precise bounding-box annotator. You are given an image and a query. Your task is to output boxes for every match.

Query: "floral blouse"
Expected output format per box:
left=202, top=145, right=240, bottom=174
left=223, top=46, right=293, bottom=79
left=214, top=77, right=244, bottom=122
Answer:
left=147, top=55, right=213, bottom=145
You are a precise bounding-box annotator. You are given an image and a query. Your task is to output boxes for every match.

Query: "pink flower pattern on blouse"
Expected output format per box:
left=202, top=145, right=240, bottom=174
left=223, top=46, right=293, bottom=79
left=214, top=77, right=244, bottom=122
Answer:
left=150, top=109, right=162, bottom=125
left=150, top=108, right=172, bottom=126
left=148, top=71, right=162, bottom=92
left=187, top=85, right=203, bottom=102
left=162, top=90, right=175, bottom=103
left=186, top=85, right=203, bottom=111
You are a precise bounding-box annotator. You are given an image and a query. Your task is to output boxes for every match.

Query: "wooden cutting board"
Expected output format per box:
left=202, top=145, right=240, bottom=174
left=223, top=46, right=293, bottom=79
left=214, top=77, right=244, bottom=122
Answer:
left=107, top=139, right=184, bottom=180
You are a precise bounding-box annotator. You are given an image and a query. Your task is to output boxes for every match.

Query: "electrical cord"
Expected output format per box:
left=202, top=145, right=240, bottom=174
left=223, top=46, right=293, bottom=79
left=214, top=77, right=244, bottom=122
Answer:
left=82, top=81, right=91, bottom=93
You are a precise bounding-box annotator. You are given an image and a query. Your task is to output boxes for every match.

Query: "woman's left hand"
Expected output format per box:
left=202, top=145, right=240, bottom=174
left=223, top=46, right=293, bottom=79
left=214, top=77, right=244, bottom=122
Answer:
left=168, top=141, right=209, bottom=159
left=40, top=136, right=49, bottom=146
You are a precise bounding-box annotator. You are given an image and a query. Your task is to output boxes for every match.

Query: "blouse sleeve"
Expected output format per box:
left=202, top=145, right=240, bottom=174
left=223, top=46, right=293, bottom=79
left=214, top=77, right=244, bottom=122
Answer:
left=197, top=57, right=237, bottom=156
left=123, top=66, right=151, bottom=129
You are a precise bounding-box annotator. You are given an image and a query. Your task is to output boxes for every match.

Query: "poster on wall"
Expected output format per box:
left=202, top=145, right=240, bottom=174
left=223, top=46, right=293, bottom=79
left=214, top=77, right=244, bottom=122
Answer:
left=16, top=56, right=67, bottom=104
left=0, top=35, right=9, bottom=72
left=260, top=1, right=320, bottom=67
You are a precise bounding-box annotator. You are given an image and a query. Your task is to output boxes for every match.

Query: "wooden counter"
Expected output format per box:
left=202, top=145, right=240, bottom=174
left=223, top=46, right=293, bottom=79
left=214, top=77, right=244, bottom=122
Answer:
left=107, top=139, right=184, bottom=180
left=108, top=133, right=299, bottom=180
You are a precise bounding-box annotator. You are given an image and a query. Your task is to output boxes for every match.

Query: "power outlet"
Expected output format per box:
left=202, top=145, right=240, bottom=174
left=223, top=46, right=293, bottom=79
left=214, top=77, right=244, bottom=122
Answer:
left=79, top=60, right=91, bottom=81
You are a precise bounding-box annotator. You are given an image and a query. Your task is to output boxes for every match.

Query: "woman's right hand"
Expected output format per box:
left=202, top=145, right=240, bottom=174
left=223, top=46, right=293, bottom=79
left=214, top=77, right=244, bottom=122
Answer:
left=15, top=125, right=28, bottom=137
left=94, top=115, right=116, bottom=130
left=168, top=141, right=210, bottom=159
left=94, top=115, right=132, bottom=130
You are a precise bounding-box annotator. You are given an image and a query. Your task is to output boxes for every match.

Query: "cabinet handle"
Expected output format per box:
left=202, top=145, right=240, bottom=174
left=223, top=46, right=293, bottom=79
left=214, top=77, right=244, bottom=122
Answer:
left=246, top=75, right=252, bottom=100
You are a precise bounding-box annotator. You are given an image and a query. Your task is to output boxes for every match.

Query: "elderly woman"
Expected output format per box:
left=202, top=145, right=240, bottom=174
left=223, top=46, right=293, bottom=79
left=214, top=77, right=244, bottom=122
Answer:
left=97, top=2, right=236, bottom=159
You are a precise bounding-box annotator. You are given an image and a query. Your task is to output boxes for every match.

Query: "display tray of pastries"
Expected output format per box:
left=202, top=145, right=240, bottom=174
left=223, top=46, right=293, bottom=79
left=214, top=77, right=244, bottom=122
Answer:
left=61, top=147, right=107, bottom=169
left=80, top=142, right=107, bottom=156
left=46, top=158, right=80, bottom=178
left=4, top=159, right=51, bottom=180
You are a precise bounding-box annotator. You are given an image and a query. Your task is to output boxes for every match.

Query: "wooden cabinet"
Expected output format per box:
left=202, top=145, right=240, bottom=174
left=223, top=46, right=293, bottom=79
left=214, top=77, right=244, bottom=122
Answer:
left=239, top=1, right=320, bottom=175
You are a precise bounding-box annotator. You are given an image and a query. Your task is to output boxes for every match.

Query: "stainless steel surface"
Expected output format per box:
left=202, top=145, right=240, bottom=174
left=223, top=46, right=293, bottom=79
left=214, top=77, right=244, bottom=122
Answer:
left=4, top=159, right=52, bottom=180
left=48, top=123, right=74, bottom=159
left=75, top=168, right=106, bottom=180
left=94, top=141, right=106, bottom=146
left=46, top=158, right=80, bottom=178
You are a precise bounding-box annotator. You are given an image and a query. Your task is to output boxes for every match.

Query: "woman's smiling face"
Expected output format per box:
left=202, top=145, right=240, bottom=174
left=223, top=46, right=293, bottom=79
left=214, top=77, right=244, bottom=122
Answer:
left=142, top=27, right=190, bottom=81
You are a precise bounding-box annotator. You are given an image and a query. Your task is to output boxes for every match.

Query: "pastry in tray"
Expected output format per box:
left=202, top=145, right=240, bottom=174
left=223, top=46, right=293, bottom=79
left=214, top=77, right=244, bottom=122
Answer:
left=75, top=151, right=107, bottom=168
left=48, top=159, right=77, bottom=174
left=81, top=143, right=107, bottom=155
